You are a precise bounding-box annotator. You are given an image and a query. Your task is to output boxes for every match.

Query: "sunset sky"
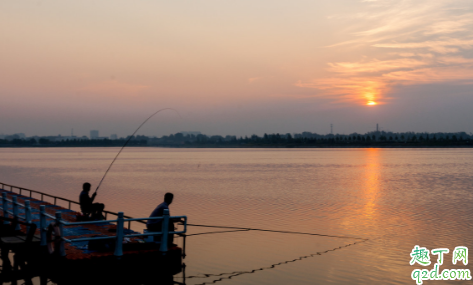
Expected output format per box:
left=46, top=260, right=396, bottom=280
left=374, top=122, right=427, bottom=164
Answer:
left=1, top=0, right=473, bottom=137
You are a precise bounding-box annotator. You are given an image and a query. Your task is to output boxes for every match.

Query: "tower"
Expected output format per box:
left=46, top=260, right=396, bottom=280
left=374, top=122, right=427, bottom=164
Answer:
left=331, top=124, right=333, bottom=135
left=90, top=130, right=99, bottom=139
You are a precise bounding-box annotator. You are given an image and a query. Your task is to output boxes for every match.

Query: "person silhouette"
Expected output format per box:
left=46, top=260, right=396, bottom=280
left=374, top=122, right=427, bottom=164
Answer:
left=79, top=182, right=105, bottom=220
left=147, top=192, right=182, bottom=247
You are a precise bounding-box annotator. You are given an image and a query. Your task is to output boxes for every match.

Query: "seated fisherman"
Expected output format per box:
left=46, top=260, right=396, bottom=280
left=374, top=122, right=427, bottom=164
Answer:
left=79, top=182, right=105, bottom=220
left=147, top=192, right=183, bottom=247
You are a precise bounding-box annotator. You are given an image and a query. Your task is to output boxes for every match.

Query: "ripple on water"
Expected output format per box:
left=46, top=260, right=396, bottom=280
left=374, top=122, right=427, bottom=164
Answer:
left=1, top=148, right=473, bottom=284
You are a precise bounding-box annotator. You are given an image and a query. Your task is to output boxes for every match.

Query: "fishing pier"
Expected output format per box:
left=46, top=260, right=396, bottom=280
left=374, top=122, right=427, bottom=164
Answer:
left=0, top=182, right=187, bottom=284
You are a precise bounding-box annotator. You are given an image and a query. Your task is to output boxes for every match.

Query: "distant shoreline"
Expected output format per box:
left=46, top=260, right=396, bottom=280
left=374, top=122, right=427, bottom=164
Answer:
left=1, top=144, right=473, bottom=149
left=3, top=131, right=472, bottom=149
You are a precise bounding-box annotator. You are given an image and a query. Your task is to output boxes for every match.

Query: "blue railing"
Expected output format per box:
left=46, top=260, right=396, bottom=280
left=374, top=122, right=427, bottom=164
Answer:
left=40, top=207, right=187, bottom=256
left=1, top=192, right=33, bottom=229
left=0, top=182, right=138, bottom=229
left=0, top=190, right=187, bottom=257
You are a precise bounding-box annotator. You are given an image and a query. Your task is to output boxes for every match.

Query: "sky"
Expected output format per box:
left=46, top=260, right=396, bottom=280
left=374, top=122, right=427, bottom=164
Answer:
left=1, top=0, right=473, bottom=137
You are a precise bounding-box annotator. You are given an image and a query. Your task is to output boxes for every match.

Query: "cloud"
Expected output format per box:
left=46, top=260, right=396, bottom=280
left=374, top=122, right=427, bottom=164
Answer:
left=297, top=0, right=473, bottom=105
left=296, top=77, right=392, bottom=105
left=328, top=58, right=427, bottom=74
left=383, top=67, right=473, bottom=83
left=373, top=39, right=473, bottom=53
left=424, top=15, right=473, bottom=35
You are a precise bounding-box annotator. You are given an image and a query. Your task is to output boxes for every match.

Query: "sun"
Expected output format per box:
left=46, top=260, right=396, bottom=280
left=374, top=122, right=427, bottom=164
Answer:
left=367, top=101, right=377, bottom=106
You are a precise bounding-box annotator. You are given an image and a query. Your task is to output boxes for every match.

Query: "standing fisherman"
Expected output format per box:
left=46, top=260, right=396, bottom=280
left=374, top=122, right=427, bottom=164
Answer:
left=80, top=182, right=105, bottom=220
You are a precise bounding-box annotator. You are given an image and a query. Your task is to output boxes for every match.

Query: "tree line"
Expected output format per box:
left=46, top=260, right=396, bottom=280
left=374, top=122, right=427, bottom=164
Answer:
left=1, top=131, right=472, bottom=147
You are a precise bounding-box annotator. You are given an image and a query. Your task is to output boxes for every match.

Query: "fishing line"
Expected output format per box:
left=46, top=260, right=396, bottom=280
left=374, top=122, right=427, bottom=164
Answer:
left=186, top=223, right=366, bottom=240
left=172, top=224, right=368, bottom=284
left=183, top=229, right=251, bottom=237
left=174, top=224, right=369, bottom=283
left=176, top=239, right=368, bottom=284
left=94, top=108, right=181, bottom=194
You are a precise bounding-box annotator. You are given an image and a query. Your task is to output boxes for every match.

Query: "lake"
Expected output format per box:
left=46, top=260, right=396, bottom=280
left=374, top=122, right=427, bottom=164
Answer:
left=1, top=147, right=472, bottom=284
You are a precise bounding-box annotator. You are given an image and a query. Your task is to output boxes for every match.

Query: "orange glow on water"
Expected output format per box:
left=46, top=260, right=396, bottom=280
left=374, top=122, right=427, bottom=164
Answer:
left=363, top=148, right=380, bottom=219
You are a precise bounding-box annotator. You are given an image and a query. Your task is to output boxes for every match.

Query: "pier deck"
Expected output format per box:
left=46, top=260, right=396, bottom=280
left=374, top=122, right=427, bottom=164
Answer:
left=0, top=185, right=185, bottom=284
left=0, top=188, right=178, bottom=261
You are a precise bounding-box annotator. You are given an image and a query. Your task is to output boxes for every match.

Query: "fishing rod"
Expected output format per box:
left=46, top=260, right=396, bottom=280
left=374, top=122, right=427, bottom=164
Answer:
left=94, top=108, right=181, bottom=195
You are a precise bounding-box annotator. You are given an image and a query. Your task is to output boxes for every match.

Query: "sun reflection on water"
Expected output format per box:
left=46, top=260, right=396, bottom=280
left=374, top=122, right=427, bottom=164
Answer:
left=363, top=148, right=380, bottom=220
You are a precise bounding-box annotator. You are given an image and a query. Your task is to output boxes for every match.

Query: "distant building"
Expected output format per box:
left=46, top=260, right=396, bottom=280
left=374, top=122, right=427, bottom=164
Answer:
left=4, top=133, right=27, bottom=140
left=90, top=130, right=99, bottom=139
left=110, top=134, right=118, bottom=140
left=2, top=133, right=26, bottom=140
left=55, top=134, right=77, bottom=141
left=43, top=135, right=67, bottom=142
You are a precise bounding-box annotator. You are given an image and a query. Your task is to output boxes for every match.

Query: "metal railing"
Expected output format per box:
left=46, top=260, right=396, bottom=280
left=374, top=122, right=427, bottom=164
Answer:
left=0, top=184, right=188, bottom=257
left=0, top=182, right=142, bottom=229
left=1, top=192, right=33, bottom=230
left=40, top=208, right=187, bottom=257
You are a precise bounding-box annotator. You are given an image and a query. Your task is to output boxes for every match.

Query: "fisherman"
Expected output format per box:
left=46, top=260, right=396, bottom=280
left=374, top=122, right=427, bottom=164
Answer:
left=147, top=192, right=182, bottom=247
left=79, top=182, right=105, bottom=220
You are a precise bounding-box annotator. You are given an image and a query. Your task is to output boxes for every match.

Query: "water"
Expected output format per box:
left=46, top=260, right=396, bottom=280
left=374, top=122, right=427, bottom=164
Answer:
left=1, top=147, right=473, bottom=284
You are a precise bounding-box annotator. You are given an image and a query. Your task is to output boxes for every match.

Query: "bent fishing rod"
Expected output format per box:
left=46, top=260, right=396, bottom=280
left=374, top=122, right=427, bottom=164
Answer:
left=94, top=108, right=181, bottom=195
